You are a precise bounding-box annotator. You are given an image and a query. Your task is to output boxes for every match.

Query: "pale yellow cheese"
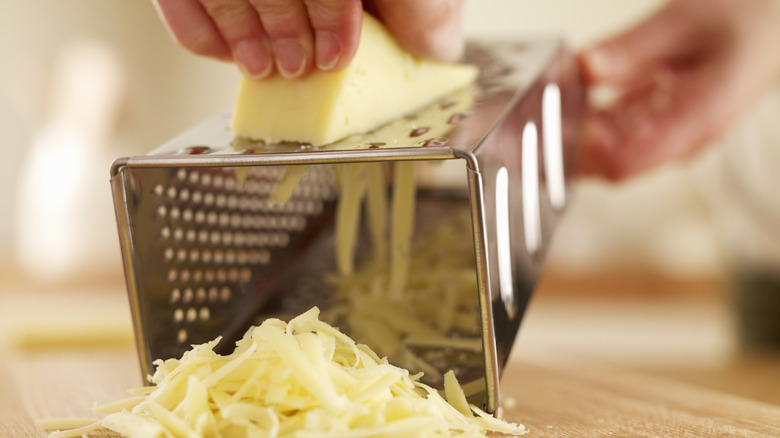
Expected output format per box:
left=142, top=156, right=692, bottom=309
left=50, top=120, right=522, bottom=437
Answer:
left=40, top=308, right=526, bottom=438
left=231, top=13, right=478, bottom=146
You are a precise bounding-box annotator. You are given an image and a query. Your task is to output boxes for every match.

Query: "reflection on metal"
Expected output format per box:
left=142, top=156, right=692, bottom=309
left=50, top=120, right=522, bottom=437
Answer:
left=495, top=167, right=516, bottom=318
left=522, top=122, right=541, bottom=255
left=543, top=83, right=565, bottom=210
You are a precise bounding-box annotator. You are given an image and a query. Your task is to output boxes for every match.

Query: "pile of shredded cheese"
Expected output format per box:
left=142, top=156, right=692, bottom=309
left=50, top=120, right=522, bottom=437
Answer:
left=42, top=307, right=524, bottom=438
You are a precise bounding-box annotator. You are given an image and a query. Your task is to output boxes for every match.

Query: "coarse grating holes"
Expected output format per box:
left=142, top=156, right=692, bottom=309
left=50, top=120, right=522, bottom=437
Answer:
left=173, top=228, right=184, bottom=241
left=179, top=188, right=190, bottom=202
left=167, top=268, right=177, bottom=282
left=204, top=192, right=215, bottom=206
left=180, top=268, right=191, bottom=282
left=166, top=186, right=177, bottom=199
left=189, top=249, right=200, bottom=263
left=208, top=287, right=219, bottom=302
left=216, top=269, right=227, bottom=282
left=188, top=171, right=199, bottom=185
left=164, top=247, right=174, bottom=262
left=161, top=226, right=171, bottom=239
left=176, top=169, right=187, bottom=181
left=182, top=288, right=193, bottom=303
left=177, top=329, right=187, bottom=344
left=228, top=268, right=239, bottom=282
left=204, top=269, right=215, bottom=282
left=216, top=194, right=226, bottom=208
left=240, top=267, right=251, bottom=282
left=220, top=287, right=231, bottom=302
left=198, top=230, right=209, bottom=244
left=202, top=250, right=212, bottom=263
left=182, top=209, right=193, bottom=222
left=173, top=308, right=184, bottom=323
left=170, top=288, right=181, bottom=304
left=213, top=175, right=224, bottom=189
left=195, top=210, right=205, bottom=224
left=199, top=307, right=210, bottom=321
left=192, top=269, right=203, bottom=282
left=186, top=229, right=196, bottom=243
left=196, top=287, right=206, bottom=303
left=213, top=249, right=224, bottom=264
left=191, top=191, right=203, bottom=204
left=176, top=248, right=186, bottom=263
left=201, top=173, right=212, bottom=186
left=170, top=207, right=180, bottom=221
left=157, top=205, right=167, bottom=218
left=186, top=308, right=197, bottom=322
left=154, top=184, right=164, bottom=196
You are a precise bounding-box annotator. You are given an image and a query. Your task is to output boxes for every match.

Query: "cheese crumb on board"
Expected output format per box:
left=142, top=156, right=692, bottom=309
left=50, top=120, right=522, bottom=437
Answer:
left=231, top=12, right=478, bottom=146
left=42, top=307, right=525, bottom=438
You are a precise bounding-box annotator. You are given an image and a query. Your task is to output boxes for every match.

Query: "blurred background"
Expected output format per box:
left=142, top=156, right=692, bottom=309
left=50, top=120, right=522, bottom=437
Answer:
left=1, top=0, right=778, bottom=405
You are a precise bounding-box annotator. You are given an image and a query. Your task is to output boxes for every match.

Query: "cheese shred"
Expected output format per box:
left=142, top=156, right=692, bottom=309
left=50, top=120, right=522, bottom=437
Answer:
left=41, top=308, right=525, bottom=438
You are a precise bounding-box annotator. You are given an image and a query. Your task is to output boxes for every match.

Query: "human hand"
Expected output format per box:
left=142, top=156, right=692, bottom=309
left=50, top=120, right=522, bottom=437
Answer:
left=152, top=0, right=464, bottom=80
left=578, top=0, right=780, bottom=181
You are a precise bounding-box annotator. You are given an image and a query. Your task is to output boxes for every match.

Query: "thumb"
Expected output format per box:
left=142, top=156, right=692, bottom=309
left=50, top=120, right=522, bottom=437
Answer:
left=580, top=0, right=694, bottom=83
left=368, top=0, right=465, bottom=62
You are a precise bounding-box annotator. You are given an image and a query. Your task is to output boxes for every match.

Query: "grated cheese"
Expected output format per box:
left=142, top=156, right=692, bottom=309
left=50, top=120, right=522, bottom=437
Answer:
left=41, top=308, right=525, bottom=438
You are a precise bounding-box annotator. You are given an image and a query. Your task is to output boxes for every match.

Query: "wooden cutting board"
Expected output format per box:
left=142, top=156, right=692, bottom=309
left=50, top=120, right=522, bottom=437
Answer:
left=2, top=349, right=779, bottom=437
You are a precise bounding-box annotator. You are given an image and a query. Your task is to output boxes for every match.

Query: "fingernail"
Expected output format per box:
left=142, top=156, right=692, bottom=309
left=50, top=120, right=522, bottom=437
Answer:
left=273, top=39, right=306, bottom=78
left=235, top=40, right=272, bottom=80
left=315, top=31, right=340, bottom=71
left=583, top=48, right=625, bottom=79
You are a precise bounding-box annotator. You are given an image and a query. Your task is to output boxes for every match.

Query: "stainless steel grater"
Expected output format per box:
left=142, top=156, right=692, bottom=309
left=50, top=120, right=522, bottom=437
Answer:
left=110, top=39, right=582, bottom=414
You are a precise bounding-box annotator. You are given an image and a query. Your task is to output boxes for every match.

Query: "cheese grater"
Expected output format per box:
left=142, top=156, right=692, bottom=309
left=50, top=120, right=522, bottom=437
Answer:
left=110, top=39, right=582, bottom=414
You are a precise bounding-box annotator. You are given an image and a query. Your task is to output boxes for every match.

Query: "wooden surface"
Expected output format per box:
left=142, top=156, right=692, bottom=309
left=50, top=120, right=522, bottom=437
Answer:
left=2, top=348, right=780, bottom=437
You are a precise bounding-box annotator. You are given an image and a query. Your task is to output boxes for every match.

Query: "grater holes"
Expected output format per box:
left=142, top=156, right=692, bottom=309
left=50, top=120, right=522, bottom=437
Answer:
left=198, top=230, right=209, bottom=244
left=218, top=212, right=230, bottom=227
left=210, top=231, right=221, bottom=245
left=215, top=194, right=226, bottom=208
left=166, top=186, right=177, bottom=199
left=228, top=268, right=239, bottom=282
left=224, top=177, right=236, bottom=191
left=201, top=173, right=212, bottom=186
left=176, top=169, right=187, bottom=181
left=216, top=269, right=227, bottom=282
left=195, top=287, right=206, bottom=303
left=182, top=209, right=193, bottom=222
left=220, top=287, right=231, bottom=302
left=240, top=267, right=252, bottom=282
left=213, top=249, right=224, bottom=264
left=188, top=171, right=199, bottom=185
left=167, top=268, right=177, bottom=282
left=161, top=226, right=171, bottom=239
left=194, top=210, right=205, bottom=224
left=173, top=308, right=184, bottom=323
left=208, top=287, right=219, bottom=302
left=177, top=329, right=187, bottom=344
left=157, top=205, right=167, bottom=218
left=170, top=288, right=181, bottom=304
left=189, top=249, right=200, bottom=263
left=237, top=250, right=248, bottom=264
left=164, top=247, right=174, bottom=262
left=191, top=191, right=203, bottom=205
left=170, top=207, right=180, bottom=221
left=204, top=192, right=215, bottom=207
left=185, top=228, right=196, bottom=243
left=180, top=269, right=191, bottom=282
left=186, top=308, right=197, bottom=322
left=207, top=212, right=218, bottom=226
left=179, top=188, right=190, bottom=202
left=227, top=195, right=238, bottom=209
left=153, top=184, right=164, bottom=196
left=230, top=213, right=242, bottom=228
left=199, top=307, right=210, bottom=321
left=202, top=250, right=212, bottom=263
left=173, top=228, right=184, bottom=241
left=225, top=249, right=236, bottom=264
left=182, top=288, right=194, bottom=303
left=192, top=269, right=203, bottom=282
left=204, top=269, right=215, bottom=282
left=176, top=248, right=187, bottom=263
left=213, top=175, right=224, bottom=189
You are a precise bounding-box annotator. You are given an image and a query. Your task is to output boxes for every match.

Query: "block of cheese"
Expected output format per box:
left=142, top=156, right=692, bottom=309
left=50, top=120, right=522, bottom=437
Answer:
left=231, top=13, right=478, bottom=146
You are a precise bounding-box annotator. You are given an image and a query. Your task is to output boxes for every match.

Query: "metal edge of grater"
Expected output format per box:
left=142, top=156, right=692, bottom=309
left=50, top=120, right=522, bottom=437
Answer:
left=109, top=38, right=582, bottom=414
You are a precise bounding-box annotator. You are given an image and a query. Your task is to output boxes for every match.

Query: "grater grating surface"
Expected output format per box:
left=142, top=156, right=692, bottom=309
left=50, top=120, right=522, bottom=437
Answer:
left=110, top=39, right=583, bottom=414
